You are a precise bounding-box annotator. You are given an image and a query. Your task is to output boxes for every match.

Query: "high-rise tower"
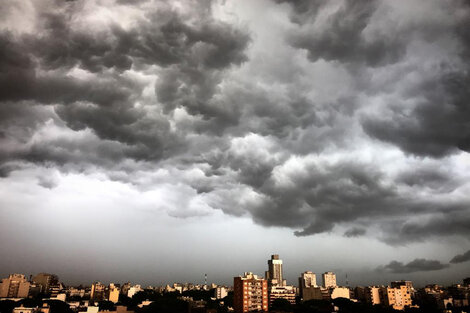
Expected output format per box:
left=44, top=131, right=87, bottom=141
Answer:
left=266, top=254, right=286, bottom=286
left=322, top=272, right=337, bottom=288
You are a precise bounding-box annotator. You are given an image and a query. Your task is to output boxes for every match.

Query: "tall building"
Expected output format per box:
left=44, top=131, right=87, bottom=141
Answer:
left=234, top=272, right=268, bottom=313
left=299, top=271, right=317, bottom=299
left=108, top=283, right=120, bottom=303
left=379, top=286, right=412, bottom=310
left=91, top=282, right=106, bottom=301
left=32, top=273, right=59, bottom=295
left=322, top=272, right=337, bottom=288
left=0, top=274, right=30, bottom=298
left=266, top=254, right=286, bottom=286
left=365, top=286, right=381, bottom=305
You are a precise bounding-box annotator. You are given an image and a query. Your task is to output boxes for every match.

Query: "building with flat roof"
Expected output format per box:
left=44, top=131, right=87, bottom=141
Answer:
left=234, top=272, right=268, bottom=313
left=0, top=274, right=30, bottom=298
left=266, top=255, right=286, bottom=287
left=379, top=285, right=412, bottom=310
left=322, top=272, right=337, bottom=288
left=268, top=285, right=296, bottom=307
left=32, top=273, right=58, bottom=295
left=108, top=283, right=120, bottom=303
left=299, top=271, right=317, bottom=300
left=90, top=282, right=106, bottom=301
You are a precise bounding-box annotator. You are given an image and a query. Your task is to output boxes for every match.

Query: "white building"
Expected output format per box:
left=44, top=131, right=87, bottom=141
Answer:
left=322, top=272, right=337, bottom=288
left=127, top=285, right=142, bottom=298
left=268, top=285, right=296, bottom=306
left=215, top=286, right=228, bottom=299
left=266, top=254, right=286, bottom=286
left=300, top=271, right=317, bottom=288
left=330, top=287, right=350, bottom=299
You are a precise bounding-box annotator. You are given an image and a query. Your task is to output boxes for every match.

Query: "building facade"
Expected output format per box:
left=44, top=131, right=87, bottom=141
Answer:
left=268, top=285, right=296, bottom=307
left=32, top=273, right=58, bottom=295
left=0, top=274, right=30, bottom=298
left=299, top=271, right=317, bottom=300
left=234, top=272, right=268, bottom=313
left=108, top=283, right=120, bottom=303
left=322, top=272, right=337, bottom=288
left=266, top=255, right=286, bottom=287
left=90, top=282, right=106, bottom=301
left=365, top=286, right=381, bottom=305
left=215, top=286, right=228, bottom=299
left=379, top=286, right=412, bottom=310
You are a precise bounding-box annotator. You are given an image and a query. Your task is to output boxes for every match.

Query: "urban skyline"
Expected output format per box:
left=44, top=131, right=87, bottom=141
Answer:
left=1, top=254, right=469, bottom=312
left=1, top=251, right=469, bottom=288
left=1, top=0, right=470, bottom=295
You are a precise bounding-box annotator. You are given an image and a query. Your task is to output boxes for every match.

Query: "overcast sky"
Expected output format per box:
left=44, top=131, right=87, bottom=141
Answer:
left=1, top=0, right=469, bottom=288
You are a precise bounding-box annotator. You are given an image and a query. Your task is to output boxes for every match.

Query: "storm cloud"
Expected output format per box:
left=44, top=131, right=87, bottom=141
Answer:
left=379, top=258, right=450, bottom=274
left=1, top=0, right=470, bottom=283
left=450, top=250, right=470, bottom=264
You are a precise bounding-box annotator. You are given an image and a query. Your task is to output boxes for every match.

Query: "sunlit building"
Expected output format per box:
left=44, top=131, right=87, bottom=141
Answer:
left=379, top=285, right=412, bottom=310
left=268, top=285, right=296, bottom=307
left=108, top=283, right=120, bottom=303
left=365, top=286, right=381, bottom=305
left=266, top=255, right=286, bottom=287
left=299, top=271, right=317, bottom=299
left=234, top=272, right=268, bottom=313
left=90, top=282, right=106, bottom=301
left=0, top=274, right=31, bottom=298
left=322, top=272, right=337, bottom=288
left=215, top=286, right=228, bottom=299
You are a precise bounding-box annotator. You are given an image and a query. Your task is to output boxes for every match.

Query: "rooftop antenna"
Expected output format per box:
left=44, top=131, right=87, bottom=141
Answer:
left=205, top=273, right=207, bottom=286
left=346, top=274, right=349, bottom=287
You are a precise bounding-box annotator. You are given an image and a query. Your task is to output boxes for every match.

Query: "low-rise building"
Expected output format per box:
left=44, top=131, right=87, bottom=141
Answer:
left=215, top=286, right=228, bottom=299
left=268, top=285, right=296, bottom=307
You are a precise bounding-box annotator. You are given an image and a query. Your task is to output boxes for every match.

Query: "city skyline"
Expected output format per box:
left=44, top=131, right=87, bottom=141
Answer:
left=1, top=251, right=468, bottom=288
left=1, top=0, right=470, bottom=289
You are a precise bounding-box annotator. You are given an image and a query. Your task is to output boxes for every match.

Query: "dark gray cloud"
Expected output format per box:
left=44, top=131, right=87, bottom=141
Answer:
left=379, top=258, right=450, bottom=274
left=0, top=0, right=469, bottom=253
left=275, top=0, right=470, bottom=158
left=280, top=0, right=406, bottom=67
left=450, top=250, right=470, bottom=264
left=0, top=0, right=250, bottom=169
left=362, top=71, right=470, bottom=157
left=344, top=227, right=366, bottom=238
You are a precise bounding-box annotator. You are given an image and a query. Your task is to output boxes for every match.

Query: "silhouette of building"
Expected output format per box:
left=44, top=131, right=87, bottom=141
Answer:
left=32, top=273, right=59, bottom=295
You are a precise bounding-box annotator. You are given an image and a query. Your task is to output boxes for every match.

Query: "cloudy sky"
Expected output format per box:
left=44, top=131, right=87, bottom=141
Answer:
left=1, top=0, right=469, bottom=287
